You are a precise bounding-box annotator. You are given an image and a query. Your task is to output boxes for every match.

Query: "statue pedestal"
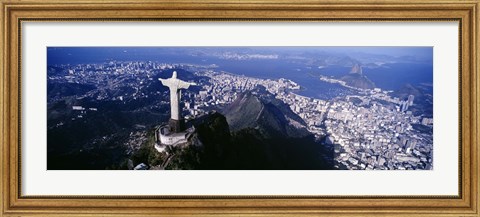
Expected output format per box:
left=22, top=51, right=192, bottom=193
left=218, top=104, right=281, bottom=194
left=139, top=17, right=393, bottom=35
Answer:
left=168, top=119, right=185, bottom=133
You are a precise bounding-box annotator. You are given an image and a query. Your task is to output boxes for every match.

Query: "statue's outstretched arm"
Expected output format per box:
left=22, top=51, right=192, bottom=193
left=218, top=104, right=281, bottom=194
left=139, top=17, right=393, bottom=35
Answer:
left=158, top=78, right=166, bottom=85
left=178, top=80, right=196, bottom=89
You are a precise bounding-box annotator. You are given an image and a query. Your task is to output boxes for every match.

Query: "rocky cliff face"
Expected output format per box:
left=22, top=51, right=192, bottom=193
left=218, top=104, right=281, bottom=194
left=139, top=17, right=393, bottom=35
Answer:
left=340, top=64, right=375, bottom=89
left=223, top=87, right=310, bottom=139
left=350, top=63, right=363, bottom=74
left=134, top=88, right=334, bottom=170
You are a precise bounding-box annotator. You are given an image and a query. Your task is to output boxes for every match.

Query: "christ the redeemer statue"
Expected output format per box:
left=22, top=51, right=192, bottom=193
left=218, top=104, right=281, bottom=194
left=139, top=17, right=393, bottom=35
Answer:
left=159, top=71, right=195, bottom=133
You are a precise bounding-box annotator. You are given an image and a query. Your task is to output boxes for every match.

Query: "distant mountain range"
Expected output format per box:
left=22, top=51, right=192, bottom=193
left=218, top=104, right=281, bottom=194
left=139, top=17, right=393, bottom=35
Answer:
left=48, top=47, right=432, bottom=67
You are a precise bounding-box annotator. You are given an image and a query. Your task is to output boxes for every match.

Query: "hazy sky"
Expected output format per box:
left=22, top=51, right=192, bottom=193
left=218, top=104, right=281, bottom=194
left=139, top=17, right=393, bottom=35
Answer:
left=47, top=46, right=433, bottom=65
left=315, top=46, right=432, bottom=58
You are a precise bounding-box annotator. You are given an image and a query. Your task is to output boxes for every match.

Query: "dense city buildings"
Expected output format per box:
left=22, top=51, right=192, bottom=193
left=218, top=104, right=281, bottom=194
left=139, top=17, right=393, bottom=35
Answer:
left=189, top=70, right=433, bottom=170
left=47, top=59, right=433, bottom=170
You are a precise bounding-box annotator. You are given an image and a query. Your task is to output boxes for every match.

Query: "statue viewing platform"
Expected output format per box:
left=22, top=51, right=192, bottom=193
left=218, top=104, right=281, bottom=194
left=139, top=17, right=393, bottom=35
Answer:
left=154, top=124, right=195, bottom=153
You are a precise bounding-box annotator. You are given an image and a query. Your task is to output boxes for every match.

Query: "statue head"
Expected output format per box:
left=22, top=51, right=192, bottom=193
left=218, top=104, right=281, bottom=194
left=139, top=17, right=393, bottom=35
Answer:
left=172, top=71, right=177, bottom=79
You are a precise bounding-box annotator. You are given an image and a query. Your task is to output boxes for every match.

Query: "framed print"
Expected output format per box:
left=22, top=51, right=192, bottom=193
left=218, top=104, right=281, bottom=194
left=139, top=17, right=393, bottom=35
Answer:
left=1, top=0, right=478, bottom=216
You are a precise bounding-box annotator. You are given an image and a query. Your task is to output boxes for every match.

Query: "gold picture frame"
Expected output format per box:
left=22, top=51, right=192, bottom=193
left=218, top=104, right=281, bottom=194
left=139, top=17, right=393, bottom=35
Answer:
left=1, top=0, right=478, bottom=216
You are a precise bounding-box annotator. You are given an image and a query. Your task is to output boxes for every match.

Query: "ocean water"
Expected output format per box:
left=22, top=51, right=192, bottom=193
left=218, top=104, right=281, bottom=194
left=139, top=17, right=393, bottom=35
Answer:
left=215, top=60, right=432, bottom=99
left=214, top=59, right=355, bottom=100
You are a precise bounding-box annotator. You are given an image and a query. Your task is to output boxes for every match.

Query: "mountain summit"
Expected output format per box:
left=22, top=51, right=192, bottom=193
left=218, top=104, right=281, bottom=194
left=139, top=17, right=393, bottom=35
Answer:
left=134, top=86, right=334, bottom=170
left=341, top=64, right=375, bottom=89
left=349, top=63, right=363, bottom=74
left=223, top=86, right=310, bottom=138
